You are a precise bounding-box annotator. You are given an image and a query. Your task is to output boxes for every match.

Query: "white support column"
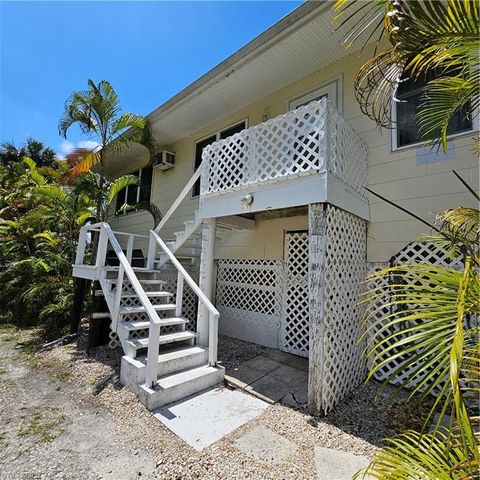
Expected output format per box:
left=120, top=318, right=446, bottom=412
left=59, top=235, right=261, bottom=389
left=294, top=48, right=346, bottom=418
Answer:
left=197, top=218, right=216, bottom=346
left=307, top=203, right=327, bottom=416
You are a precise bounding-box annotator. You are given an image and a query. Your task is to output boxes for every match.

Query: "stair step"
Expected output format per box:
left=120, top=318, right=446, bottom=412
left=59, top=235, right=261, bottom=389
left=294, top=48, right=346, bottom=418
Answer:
left=120, top=345, right=209, bottom=392
left=120, top=317, right=187, bottom=331
left=96, top=290, right=172, bottom=298
left=105, top=267, right=159, bottom=273
left=121, top=291, right=172, bottom=299
left=119, top=303, right=176, bottom=315
left=105, top=278, right=166, bottom=285
left=137, top=364, right=224, bottom=410
left=157, top=365, right=217, bottom=389
left=126, top=331, right=196, bottom=350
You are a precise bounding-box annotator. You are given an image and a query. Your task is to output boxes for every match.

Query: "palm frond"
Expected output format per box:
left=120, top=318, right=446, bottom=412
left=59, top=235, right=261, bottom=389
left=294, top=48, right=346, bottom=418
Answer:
left=354, top=427, right=477, bottom=480
left=105, top=175, right=138, bottom=206
left=363, top=262, right=480, bottom=421
left=62, top=148, right=101, bottom=182
left=417, top=76, right=479, bottom=151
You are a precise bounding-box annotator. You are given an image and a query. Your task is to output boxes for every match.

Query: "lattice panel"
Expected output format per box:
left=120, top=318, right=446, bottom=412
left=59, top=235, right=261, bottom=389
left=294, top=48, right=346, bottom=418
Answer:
left=281, top=232, right=309, bottom=358
left=366, top=242, right=467, bottom=389
left=216, top=259, right=283, bottom=329
left=202, top=99, right=327, bottom=196
left=327, top=103, right=368, bottom=200
left=322, top=205, right=367, bottom=413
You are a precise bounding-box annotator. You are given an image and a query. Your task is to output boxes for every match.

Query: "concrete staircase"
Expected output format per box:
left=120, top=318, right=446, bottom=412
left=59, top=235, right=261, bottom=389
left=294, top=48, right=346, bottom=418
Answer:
left=96, top=266, right=224, bottom=410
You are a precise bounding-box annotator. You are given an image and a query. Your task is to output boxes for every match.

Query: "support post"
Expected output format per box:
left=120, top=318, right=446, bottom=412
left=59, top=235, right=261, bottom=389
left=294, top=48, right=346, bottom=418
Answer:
left=126, top=235, right=134, bottom=263
left=176, top=271, right=184, bottom=318
left=308, top=203, right=327, bottom=415
left=145, top=322, right=161, bottom=388
left=197, top=218, right=216, bottom=346
left=146, top=231, right=156, bottom=270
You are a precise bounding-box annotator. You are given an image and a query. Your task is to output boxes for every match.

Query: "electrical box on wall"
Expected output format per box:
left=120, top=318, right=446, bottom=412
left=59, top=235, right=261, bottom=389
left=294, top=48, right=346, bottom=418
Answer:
left=153, top=151, right=175, bottom=171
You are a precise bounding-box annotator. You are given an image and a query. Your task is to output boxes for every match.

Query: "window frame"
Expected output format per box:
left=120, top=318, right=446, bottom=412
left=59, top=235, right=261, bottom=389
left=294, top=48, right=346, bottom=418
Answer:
left=391, top=78, right=477, bottom=152
left=287, top=75, right=343, bottom=112
left=191, top=118, right=248, bottom=199
left=115, top=164, right=153, bottom=216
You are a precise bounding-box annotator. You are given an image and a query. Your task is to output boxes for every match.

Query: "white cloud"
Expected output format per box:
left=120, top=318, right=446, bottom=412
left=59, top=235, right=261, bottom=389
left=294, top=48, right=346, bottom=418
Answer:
left=78, top=140, right=100, bottom=151
left=60, top=140, right=74, bottom=154
left=58, top=139, right=100, bottom=158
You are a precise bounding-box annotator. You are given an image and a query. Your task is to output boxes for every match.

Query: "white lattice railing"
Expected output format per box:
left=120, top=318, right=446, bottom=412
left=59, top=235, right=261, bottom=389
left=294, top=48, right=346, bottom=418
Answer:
left=201, top=98, right=367, bottom=200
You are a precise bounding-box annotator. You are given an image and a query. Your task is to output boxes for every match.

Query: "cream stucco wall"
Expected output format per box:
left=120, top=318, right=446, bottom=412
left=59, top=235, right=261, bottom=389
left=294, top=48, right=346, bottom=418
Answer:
left=110, top=48, right=479, bottom=263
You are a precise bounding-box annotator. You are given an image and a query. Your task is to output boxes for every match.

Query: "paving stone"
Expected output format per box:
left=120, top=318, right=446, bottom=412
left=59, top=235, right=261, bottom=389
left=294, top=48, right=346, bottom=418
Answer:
left=235, top=426, right=298, bottom=465
left=154, top=386, right=269, bottom=451
left=269, top=364, right=308, bottom=386
left=245, top=374, right=292, bottom=402
left=281, top=384, right=308, bottom=408
left=225, top=364, right=266, bottom=388
left=314, top=446, right=372, bottom=480
left=263, top=349, right=309, bottom=372
left=242, top=355, right=282, bottom=374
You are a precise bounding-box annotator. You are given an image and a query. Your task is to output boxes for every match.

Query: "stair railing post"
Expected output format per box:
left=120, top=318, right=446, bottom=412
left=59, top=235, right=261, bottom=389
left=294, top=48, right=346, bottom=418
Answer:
left=126, top=234, right=134, bottom=263
left=146, top=231, right=156, bottom=270
left=175, top=271, right=184, bottom=318
left=96, top=225, right=109, bottom=270
left=75, top=226, right=88, bottom=265
left=145, top=322, right=161, bottom=388
left=208, top=312, right=219, bottom=366
left=113, top=264, right=124, bottom=331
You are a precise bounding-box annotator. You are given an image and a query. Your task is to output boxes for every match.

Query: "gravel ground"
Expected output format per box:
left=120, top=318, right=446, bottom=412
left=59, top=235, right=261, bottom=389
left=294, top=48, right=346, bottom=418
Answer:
left=0, top=324, right=413, bottom=480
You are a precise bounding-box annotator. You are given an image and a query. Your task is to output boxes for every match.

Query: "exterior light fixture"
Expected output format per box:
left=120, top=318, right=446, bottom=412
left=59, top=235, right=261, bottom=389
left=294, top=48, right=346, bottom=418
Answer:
left=241, top=193, right=254, bottom=208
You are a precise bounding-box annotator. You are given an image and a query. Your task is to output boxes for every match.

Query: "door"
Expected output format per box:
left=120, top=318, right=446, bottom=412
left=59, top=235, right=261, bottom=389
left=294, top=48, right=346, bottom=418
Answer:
left=281, top=231, right=309, bottom=358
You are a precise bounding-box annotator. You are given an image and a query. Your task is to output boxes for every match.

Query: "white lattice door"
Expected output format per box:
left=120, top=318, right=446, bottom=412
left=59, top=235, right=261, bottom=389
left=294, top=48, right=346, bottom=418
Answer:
left=281, top=231, right=309, bottom=357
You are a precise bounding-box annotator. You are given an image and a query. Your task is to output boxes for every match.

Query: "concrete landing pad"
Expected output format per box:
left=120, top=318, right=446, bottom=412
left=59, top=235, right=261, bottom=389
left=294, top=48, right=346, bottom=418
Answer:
left=314, top=446, right=372, bottom=480
left=153, top=386, right=269, bottom=450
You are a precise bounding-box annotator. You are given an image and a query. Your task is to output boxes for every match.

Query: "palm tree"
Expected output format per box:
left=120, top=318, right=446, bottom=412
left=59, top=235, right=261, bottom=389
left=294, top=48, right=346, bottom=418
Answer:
left=0, top=138, right=57, bottom=168
left=334, top=0, right=479, bottom=151
left=331, top=1, right=480, bottom=477
left=59, top=79, right=151, bottom=220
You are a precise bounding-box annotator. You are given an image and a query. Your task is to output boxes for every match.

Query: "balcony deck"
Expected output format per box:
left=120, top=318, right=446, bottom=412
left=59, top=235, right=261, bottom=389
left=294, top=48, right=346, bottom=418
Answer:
left=199, top=98, right=369, bottom=221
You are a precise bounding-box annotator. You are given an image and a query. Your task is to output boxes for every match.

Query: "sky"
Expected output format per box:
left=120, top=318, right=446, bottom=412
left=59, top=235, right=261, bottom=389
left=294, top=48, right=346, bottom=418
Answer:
left=0, top=0, right=302, bottom=157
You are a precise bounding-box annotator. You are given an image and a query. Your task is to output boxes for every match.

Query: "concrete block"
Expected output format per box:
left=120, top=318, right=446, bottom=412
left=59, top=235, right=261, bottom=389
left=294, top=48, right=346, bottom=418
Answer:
left=314, top=446, right=372, bottom=480
left=235, top=426, right=298, bottom=465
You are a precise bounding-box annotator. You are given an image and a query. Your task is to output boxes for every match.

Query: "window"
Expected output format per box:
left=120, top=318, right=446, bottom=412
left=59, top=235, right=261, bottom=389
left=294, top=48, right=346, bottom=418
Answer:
left=394, top=71, right=473, bottom=149
left=192, top=121, right=246, bottom=197
left=288, top=77, right=342, bottom=111
left=115, top=164, right=153, bottom=214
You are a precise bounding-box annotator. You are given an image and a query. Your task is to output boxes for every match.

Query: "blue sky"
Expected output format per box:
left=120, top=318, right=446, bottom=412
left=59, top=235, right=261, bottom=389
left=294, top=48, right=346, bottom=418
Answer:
left=0, top=1, right=302, bottom=157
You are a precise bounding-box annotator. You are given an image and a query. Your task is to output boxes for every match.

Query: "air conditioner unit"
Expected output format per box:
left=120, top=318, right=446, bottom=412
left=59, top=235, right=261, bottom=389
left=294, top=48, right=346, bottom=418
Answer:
left=153, top=151, right=175, bottom=171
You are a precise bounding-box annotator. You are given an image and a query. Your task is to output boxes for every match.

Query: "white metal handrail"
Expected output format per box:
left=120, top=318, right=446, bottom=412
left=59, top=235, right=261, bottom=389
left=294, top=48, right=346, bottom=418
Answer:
left=153, top=166, right=203, bottom=234
left=147, top=230, right=219, bottom=386
left=146, top=166, right=204, bottom=270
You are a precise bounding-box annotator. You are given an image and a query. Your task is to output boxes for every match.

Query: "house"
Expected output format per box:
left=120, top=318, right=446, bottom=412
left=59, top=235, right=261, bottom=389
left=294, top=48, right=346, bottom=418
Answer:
left=73, top=2, right=479, bottom=415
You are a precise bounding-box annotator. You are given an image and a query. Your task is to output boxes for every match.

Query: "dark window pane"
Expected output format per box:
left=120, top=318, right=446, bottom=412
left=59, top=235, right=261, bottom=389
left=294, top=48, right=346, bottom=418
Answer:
left=139, top=165, right=152, bottom=202
left=193, top=135, right=216, bottom=197
left=396, top=71, right=473, bottom=147
left=220, top=122, right=245, bottom=139
left=115, top=188, right=125, bottom=213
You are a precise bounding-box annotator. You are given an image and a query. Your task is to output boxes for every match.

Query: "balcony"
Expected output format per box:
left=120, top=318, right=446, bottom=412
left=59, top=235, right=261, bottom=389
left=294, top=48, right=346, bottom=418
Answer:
left=199, top=97, right=369, bottom=221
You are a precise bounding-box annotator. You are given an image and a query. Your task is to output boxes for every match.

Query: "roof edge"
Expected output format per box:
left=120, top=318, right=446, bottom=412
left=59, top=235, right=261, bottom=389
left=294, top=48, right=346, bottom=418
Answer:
left=148, top=1, right=330, bottom=122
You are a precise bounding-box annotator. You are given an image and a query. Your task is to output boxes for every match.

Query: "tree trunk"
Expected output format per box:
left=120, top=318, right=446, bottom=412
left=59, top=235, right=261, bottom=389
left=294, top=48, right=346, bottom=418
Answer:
left=86, top=281, right=111, bottom=352
left=70, top=277, right=89, bottom=334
